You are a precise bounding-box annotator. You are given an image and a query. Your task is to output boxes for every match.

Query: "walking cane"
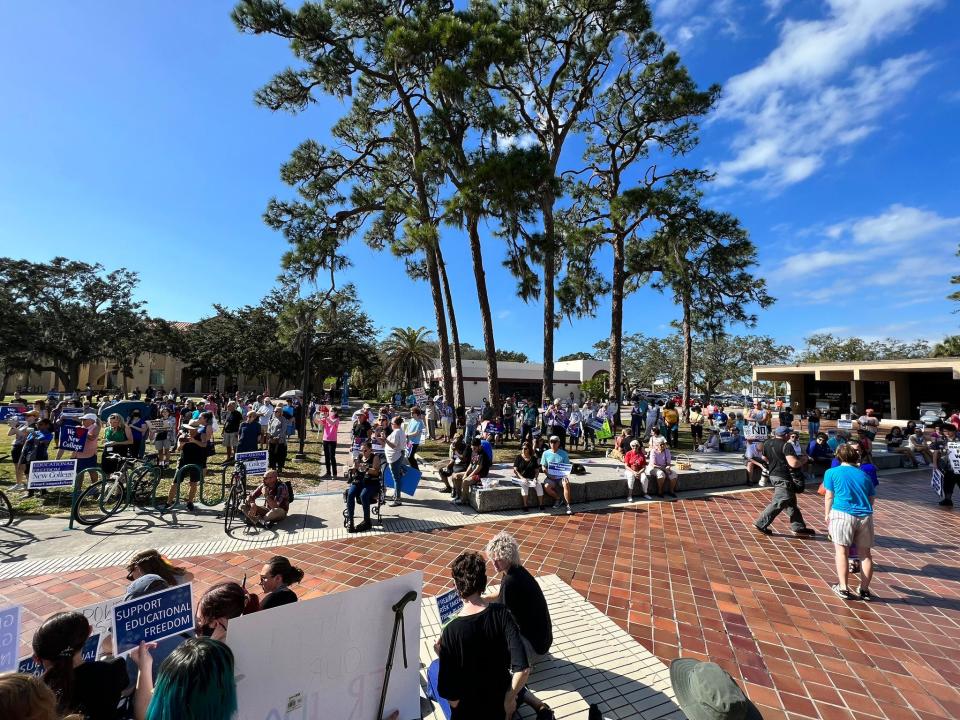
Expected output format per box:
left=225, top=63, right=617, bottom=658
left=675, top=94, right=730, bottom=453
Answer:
left=376, top=590, right=418, bottom=720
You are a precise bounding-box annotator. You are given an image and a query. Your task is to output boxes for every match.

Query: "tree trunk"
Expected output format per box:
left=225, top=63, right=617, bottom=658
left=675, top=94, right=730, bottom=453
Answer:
left=436, top=244, right=465, bottom=413
left=0, top=370, right=10, bottom=401
left=466, top=213, right=500, bottom=411
left=541, top=193, right=556, bottom=403
left=424, top=249, right=454, bottom=406
left=609, top=231, right=625, bottom=421
left=681, top=292, right=692, bottom=422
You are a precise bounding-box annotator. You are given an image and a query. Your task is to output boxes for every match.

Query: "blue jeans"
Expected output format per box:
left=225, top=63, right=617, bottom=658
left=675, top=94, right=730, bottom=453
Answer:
left=389, top=458, right=405, bottom=500
left=808, top=421, right=820, bottom=437
left=347, top=483, right=377, bottom=524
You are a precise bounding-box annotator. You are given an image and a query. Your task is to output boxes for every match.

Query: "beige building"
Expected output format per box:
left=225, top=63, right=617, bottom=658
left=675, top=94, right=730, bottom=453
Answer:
left=753, top=357, right=960, bottom=420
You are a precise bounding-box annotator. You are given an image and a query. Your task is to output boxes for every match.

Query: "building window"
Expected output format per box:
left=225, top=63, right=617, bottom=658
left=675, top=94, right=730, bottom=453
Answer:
left=149, top=369, right=165, bottom=386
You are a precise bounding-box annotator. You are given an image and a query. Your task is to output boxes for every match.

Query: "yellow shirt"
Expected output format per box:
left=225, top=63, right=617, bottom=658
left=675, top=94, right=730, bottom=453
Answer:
left=663, top=409, right=679, bottom=425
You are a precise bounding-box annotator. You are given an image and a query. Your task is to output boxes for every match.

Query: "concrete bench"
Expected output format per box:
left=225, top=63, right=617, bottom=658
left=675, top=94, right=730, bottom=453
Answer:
left=464, top=455, right=750, bottom=512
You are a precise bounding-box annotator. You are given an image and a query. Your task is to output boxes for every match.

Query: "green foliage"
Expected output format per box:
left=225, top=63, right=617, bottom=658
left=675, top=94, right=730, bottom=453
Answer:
left=794, top=334, right=931, bottom=363
left=381, top=326, right=436, bottom=391
left=558, top=352, right=596, bottom=362
left=933, top=335, right=960, bottom=358
left=580, top=375, right=609, bottom=401
left=495, top=349, right=528, bottom=363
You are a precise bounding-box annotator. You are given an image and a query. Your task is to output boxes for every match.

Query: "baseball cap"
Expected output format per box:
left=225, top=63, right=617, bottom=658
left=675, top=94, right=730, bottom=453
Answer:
left=774, top=426, right=789, bottom=436
left=80, top=413, right=99, bottom=422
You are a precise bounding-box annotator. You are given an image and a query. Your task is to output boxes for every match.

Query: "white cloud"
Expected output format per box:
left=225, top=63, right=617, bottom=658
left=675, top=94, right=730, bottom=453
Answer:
left=849, top=204, right=960, bottom=245
left=654, top=0, right=739, bottom=49
left=713, top=0, right=943, bottom=190
left=497, top=309, right=512, bottom=320
left=764, top=0, right=787, bottom=18
left=780, top=250, right=855, bottom=277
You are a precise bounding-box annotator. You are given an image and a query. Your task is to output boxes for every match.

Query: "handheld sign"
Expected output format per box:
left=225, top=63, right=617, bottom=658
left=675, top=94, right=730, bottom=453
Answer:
left=745, top=424, right=768, bottom=441
left=17, top=634, right=98, bottom=677
left=547, top=461, right=573, bottom=478
left=58, top=424, right=88, bottom=453
left=236, top=450, right=267, bottom=477
left=932, top=468, right=944, bottom=498
left=61, top=406, right=84, bottom=419
left=436, top=588, right=464, bottom=625
left=28, top=459, right=77, bottom=490
left=0, top=605, right=22, bottom=673
left=948, top=442, right=960, bottom=474
left=112, top=584, right=194, bottom=655
left=149, top=419, right=166, bottom=433
left=412, top=388, right=429, bottom=406
left=18, top=655, right=42, bottom=676
left=837, top=419, right=853, bottom=431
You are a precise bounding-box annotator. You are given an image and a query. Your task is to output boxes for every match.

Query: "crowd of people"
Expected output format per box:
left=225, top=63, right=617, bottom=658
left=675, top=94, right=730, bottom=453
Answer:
left=0, top=546, right=308, bottom=720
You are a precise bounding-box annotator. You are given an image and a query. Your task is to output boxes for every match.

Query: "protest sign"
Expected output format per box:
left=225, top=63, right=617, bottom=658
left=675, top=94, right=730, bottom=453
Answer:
left=384, top=465, right=421, bottom=497
left=436, top=588, right=463, bottom=625
left=412, top=387, right=429, bottom=405
left=18, top=655, right=42, bottom=676
left=61, top=406, right=84, bottom=419
left=745, top=424, right=768, bottom=441
left=149, top=419, right=166, bottom=433
left=948, top=442, right=960, bottom=474
left=236, top=450, right=267, bottom=477
left=230, top=571, right=422, bottom=720
left=112, top=584, right=194, bottom=655
left=932, top=469, right=944, bottom=499
left=17, top=634, right=97, bottom=677
left=0, top=605, right=22, bottom=673
left=595, top=420, right=613, bottom=440
left=547, top=461, right=573, bottom=478
left=585, top=417, right=604, bottom=431
left=58, top=424, right=88, bottom=453
left=28, top=459, right=77, bottom=490
left=0, top=405, right=25, bottom=422
left=837, top=418, right=853, bottom=431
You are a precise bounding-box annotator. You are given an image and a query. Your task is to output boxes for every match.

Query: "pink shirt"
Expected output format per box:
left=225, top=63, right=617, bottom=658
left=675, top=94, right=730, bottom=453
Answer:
left=322, top=417, right=340, bottom=442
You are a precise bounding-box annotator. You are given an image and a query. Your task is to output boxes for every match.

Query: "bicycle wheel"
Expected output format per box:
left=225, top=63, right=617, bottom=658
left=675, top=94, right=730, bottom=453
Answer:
left=130, top=467, right=162, bottom=509
left=0, top=491, right=12, bottom=527
left=73, top=480, right=124, bottom=526
left=223, top=485, right=241, bottom=533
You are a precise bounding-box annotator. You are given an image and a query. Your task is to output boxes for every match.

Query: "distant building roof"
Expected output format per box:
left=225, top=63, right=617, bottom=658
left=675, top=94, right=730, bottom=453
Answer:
left=170, top=321, right=193, bottom=331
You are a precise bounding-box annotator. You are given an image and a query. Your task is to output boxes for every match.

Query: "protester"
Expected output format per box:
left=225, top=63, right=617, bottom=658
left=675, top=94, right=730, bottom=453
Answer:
left=438, top=436, right=467, bottom=494
left=485, top=531, right=555, bottom=719
left=318, top=407, right=340, bottom=478
left=237, top=410, right=261, bottom=454
left=608, top=428, right=632, bottom=461
left=242, top=469, right=290, bottom=526
left=545, top=400, right=568, bottom=449
left=823, top=443, right=876, bottom=600
left=128, top=408, right=149, bottom=460
left=196, top=581, right=257, bottom=639
left=644, top=402, right=661, bottom=440
left=383, top=415, right=408, bottom=507
left=451, top=438, right=492, bottom=505
left=519, top=401, right=539, bottom=446
left=630, top=397, right=646, bottom=439
left=663, top=401, right=680, bottom=449
left=541, top=436, right=574, bottom=515
left=502, top=397, right=516, bottom=440
left=0, top=672, right=61, bottom=720
left=164, top=420, right=204, bottom=512
left=131, top=638, right=237, bottom=720
left=688, top=405, right=704, bottom=447
left=753, top=426, right=815, bottom=537
left=346, top=440, right=381, bottom=532
left=513, top=442, right=544, bottom=512
left=806, top=432, right=833, bottom=476
left=857, top=408, right=879, bottom=441
left=646, top=436, right=679, bottom=498
left=436, top=551, right=530, bottom=720
left=32, top=611, right=129, bottom=719
left=267, top=406, right=289, bottom=475
left=126, top=549, right=187, bottom=587
left=936, top=423, right=959, bottom=507
left=907, top=427, right=934, bottom=466
left=101, top=412, right=134, bottom=476
left=698, top=429, right=720, bottom=453
left=721, top=427, right=746, bottom=453
left=256, top=555, right=304, bottom=610
left=150, top=407, right=175, bottom=466
left=805, top=406, right=821, bottom=437
left=744, top=438, right=767, bottom=486
left=623, top=439, right=647, bottom=503
left=405, top=407, right=425, bottom=471
left=221, top=401, right=243, bottom=462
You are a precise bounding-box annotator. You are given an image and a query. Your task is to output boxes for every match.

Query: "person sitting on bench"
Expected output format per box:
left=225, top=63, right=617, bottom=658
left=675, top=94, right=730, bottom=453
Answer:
left=623, top=439, right=646, bottom=503
left=450, top=438, right=491, bottom=505
left=646, top=436, right=679, bottom=499
left=242, top=469, right=289, bottom=527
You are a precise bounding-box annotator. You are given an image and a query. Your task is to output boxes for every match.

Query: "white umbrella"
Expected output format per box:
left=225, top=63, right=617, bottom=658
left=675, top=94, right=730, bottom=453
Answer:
left=279, top=389, right=303, bottom=399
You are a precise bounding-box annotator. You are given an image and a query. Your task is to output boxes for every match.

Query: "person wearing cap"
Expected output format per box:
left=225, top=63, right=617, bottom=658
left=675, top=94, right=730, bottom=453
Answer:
left=646, top=436, right=678, bottom=499
left=541, top=436, right=574, bottom=515
left=71, top=412, right=101, bottom=481
left=7, top=409, right=39, bottom=486
left=669, top=659, right=762, bottom=720
left=163, top=419, right=206, bottom=511
left=753, top=425, right=815, bottom=537
left=623, top=439, right=647, bottom=503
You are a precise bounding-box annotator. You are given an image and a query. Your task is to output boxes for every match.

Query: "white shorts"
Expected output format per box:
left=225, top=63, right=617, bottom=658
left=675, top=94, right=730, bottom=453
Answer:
left=519, top=477, right=543, bottom=496
left=222, top=431, right=239, bottom=449
left=828, top=510, right=874, bottom=549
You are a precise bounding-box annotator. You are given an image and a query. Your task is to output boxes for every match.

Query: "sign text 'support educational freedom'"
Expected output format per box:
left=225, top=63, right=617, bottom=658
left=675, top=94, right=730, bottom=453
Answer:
left=112, top=584, right=194, bottom=655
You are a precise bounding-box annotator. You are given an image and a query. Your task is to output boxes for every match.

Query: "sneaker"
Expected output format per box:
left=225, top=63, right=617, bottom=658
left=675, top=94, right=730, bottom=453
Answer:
left=355, top=520, right=371, bottom=532
left=186, top=501, right=195, bottom=512
left=627, top=496, right=633, bottom=503
left=453, top=497, right=461, bottom=505
left=566, top=506, right=573, bottom=515
left=554, top=499, right=562, bottom=508
left=522, top=505, right=529, bottom=512
left=793, top=527, right=816, bottom=537
left=831, top=584, right=853, bottom=600
left=939, top=498, right=954, bottom=507
left=643, top=494, right=653, bottom=500
left=759, top=479, right=768, bottom=487
left=754, top=524, right=773, bottom=535
left=858, top=587, right=875, bottom=601
left=666, top=492, right=677, bottom=499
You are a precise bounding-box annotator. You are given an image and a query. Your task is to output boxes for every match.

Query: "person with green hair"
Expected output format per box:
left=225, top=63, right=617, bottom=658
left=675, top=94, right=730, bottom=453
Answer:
left=131, top=637, right=237, bottom=720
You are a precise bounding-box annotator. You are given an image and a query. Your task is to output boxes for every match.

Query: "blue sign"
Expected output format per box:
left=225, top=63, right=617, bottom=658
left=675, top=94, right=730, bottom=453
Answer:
left=547, top=462, right=573, bottom=478
left=18, top=654, right=42, bottom=676
left=384, top=465, right=421, bottom=497
left=0, top=405, right=26, bottom=421
left=82, top=633, right=100, bottom=662
left=59, top=424, right=88, bottom=453
left=112, top=584, right=194, bottom=655
left=236, top=450, right=268, bottom=476
left=18, top=631, right=99, bottom=676
left=436, top=588, right=463, bottom=625
left=28, top=459, right=77, bottom=490
left=0, top=605, right=22, bottom=673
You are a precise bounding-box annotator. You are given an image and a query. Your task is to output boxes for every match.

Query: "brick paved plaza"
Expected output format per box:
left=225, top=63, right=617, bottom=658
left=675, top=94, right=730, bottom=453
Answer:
left=3, top=470, right=959, bottom=719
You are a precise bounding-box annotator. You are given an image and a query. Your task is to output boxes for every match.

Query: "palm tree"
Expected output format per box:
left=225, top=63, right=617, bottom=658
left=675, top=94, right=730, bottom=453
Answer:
left=382, top=327, right=436, bottom=393
left=933, top=335, right=960, bottom=357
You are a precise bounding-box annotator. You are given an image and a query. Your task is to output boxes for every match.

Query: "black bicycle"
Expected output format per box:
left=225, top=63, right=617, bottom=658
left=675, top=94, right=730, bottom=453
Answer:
left=0, top=488, right=12, bottom=527
left=222, top=460, right=248, bottom=533
left=72, top=454, right=163, bottom=526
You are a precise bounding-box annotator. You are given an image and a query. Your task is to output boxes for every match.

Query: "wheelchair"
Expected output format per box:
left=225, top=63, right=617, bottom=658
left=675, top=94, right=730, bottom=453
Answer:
left=342, top=465, right=386, bottom=529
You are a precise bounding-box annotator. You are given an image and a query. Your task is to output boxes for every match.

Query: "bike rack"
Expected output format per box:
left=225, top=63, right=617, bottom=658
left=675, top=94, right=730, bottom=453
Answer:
left=169, top=464, right=225, bottom=508
left=68, top=467, right=104, bottom=530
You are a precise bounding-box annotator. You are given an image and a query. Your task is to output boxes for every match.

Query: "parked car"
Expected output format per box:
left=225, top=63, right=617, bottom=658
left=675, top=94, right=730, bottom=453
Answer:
left=918, top=402, right=949, bottom=426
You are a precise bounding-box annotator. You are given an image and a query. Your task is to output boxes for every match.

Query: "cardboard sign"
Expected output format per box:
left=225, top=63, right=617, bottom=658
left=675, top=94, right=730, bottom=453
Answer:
left=413, top=388, right=429, bottom=405
left=436, top=588, right=464, bottom=625
left=0, top=605, right=22, bottom=673
left=58, top=424, right=88, bottom=452
left=112, top=584, right=194, bottom=655
left=229, top=572, right=423, bottom=720
left=61, top=406, right=84, bottom=418
left=745, top=424, right=768, bottom=441
left=236, top=450, right=268, bottom=477
left=149, top=419, right=167, bottom=432
left=28, top=459, right=77, bottom=489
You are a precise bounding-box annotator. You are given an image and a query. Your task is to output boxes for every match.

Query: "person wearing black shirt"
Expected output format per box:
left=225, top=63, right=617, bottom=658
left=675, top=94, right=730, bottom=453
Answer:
left=450, top=438, right=492, bottom=505
left=222, top=401, right=243, bottom=462
left=753, top=426, right=815, bottom=537
left=437, top=551, right=530, bottom=720
left=513, top=443, right=544, bottom=511
left=258, top=555, right=304, bottom=610
left=163, top=421, right=206, bottom=512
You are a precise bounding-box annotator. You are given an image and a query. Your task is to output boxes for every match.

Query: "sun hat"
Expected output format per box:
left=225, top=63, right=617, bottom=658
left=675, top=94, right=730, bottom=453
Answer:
left=774, top=426, right=789, bottom=436
left=363, top=403, right=371, bottom=409
left=629, top=440, right=640, bottom=447
left=669, top=659, right=762, bottom=720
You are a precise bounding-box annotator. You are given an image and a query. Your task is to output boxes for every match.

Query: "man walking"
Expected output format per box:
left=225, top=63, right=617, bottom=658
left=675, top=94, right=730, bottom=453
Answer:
left=753, top=426, right=816, bottom=537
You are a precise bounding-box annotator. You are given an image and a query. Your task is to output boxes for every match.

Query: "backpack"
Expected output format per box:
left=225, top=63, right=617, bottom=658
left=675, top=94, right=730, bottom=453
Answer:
left=285, top=480, right=295, bottom=503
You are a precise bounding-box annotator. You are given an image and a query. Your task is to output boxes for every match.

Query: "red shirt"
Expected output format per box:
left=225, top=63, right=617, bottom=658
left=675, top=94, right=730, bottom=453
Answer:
left=624, top=449, right=646, bottom=472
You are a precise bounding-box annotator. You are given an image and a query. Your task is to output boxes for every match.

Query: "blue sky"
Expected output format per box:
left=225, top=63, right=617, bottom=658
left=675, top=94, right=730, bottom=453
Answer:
left=1, top=0, right=958, bottom=361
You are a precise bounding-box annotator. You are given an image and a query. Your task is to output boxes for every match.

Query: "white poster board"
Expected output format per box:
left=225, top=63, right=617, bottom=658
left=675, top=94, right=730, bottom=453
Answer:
left=837, top=419, right=854, bottom=431
left=948, top=441, right=960, bottom=474
left=236, top=450, right=268, bottom=477
left=744, top=424, right=768, bottom=441
left=28, top=459, right=77, bottom=489
left=229, top=571, right=423, bottom=720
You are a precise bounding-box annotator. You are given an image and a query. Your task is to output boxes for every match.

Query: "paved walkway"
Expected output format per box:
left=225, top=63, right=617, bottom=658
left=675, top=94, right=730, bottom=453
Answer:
left=2, top=469, right=959, bottom=719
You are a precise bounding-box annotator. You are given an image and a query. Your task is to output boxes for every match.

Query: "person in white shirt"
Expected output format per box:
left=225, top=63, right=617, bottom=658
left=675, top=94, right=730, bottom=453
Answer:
left=384, top=416, right=408, bottom=507
left=745, top=439, right=768, bottom=486
left=256, top=396, right=273, bottom=449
